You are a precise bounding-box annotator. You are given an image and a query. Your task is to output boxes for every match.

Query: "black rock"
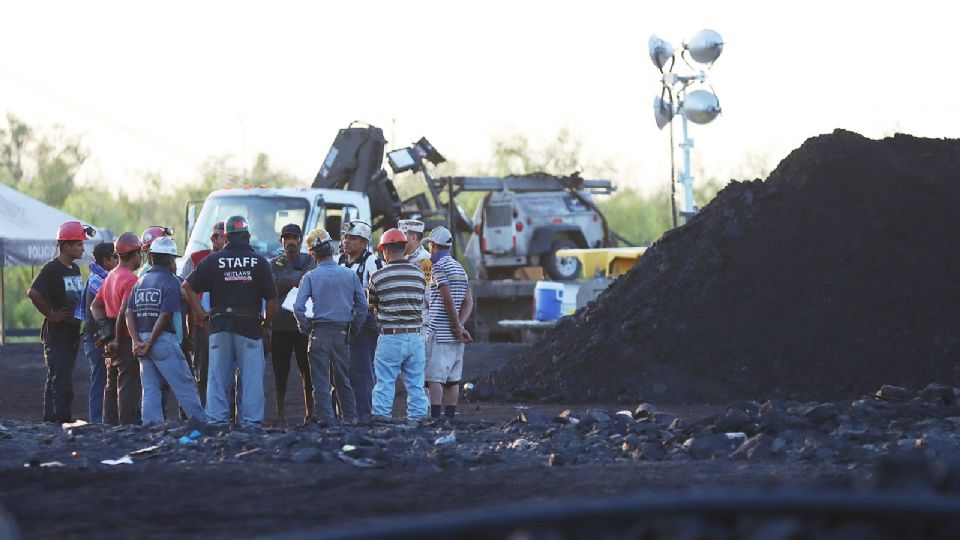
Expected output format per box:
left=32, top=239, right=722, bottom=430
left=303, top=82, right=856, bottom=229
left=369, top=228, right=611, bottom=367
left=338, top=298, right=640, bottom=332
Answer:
left=518, top=410, right=551, bottom=426
left=583, top=409, right=613, bottom=425
left=876, top=385, right=912, bottom=401
left=715, top=408, right=751, bottom=432
left=920, top=383, right=956, bottom=405
left=805, top=403, right=840, bottom=424
left=290, top=447, right=324, bottom=464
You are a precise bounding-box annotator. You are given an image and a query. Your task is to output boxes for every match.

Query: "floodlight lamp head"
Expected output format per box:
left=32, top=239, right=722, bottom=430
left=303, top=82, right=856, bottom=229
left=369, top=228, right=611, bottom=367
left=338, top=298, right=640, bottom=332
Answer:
left=414, top=137, right=445, bottom=165
left=648, top=35, right=675, bottom=72
left=680, top=89, right=721, bottom=125
left=653, top=96, right=674, bottom=130
left=685, top=29, right=724, bottom=65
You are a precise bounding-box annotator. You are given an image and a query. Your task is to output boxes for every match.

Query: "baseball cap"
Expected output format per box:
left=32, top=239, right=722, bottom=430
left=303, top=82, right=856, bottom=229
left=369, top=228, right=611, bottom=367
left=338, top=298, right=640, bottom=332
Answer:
left=280, top=223, right=303, bottom=237
left=428, top=226, right=453, bottom=247
left=225, top=215, right=249, bottom=234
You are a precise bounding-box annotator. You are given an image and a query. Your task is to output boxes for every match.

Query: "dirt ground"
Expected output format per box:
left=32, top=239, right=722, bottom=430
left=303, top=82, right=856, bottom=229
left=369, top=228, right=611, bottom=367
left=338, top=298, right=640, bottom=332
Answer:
left=0, top=343, right=877, bottom=539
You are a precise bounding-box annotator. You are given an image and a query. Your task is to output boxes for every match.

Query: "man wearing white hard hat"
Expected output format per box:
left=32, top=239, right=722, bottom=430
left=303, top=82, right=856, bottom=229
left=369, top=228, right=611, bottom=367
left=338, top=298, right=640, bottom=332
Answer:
left=127, top=236, right=207, bottom=425
left=398, top=219, right=432, bottom=336
left=424, top=226, right=474, bottom=420
left=338, top=220, right=382, bottom=417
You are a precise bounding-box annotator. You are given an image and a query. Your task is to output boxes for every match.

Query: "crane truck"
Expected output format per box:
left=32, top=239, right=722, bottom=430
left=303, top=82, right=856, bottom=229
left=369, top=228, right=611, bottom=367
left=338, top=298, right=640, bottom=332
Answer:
left=182, top=123, right=623, bottom=341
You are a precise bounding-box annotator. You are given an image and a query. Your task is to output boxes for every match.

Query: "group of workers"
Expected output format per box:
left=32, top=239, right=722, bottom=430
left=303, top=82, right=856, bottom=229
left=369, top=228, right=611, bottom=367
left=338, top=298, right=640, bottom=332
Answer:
left=27, top=216, right=473, bottom=429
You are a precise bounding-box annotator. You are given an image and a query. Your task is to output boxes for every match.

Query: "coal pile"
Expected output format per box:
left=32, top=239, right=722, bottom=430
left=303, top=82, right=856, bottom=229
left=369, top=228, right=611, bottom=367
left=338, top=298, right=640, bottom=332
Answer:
left=3, top=384, right=960, bottom=471
left=489, top=130, right=960, bottom=403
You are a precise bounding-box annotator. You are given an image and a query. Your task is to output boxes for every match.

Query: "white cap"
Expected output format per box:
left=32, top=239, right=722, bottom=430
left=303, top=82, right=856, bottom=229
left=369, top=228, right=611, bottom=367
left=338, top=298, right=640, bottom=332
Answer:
left=398, top=219, right=425, bottom=234
left=149, top=236, right=180, bottom=257
left=342, top=220, right=372, bottom=242
left=428, top=226, right=453, bottom=247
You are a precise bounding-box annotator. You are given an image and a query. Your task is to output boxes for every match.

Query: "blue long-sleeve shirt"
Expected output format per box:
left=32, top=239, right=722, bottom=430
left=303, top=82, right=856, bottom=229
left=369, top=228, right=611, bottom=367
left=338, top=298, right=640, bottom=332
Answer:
left=294, top=259, right=368, bottom=330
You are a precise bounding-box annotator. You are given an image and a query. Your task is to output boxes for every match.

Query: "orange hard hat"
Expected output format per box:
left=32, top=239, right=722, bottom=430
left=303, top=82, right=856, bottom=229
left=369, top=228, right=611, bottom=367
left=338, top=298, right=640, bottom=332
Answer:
left=378, top=228, right=408, bottom=251
left=114, top=232, right=143, bottom=255
left=57, top=221, right=95, bottom=242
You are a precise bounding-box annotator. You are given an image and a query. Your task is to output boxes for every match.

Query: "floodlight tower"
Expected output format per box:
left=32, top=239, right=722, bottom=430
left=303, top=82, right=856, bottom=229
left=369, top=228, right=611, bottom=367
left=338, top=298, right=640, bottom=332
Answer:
left=649, top=29, right=723, bottom=224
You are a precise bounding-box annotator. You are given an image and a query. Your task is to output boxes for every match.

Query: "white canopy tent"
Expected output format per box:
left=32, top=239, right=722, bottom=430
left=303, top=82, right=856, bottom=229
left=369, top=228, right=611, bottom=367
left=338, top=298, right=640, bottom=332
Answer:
left=0, top=183, right=112, bottom=342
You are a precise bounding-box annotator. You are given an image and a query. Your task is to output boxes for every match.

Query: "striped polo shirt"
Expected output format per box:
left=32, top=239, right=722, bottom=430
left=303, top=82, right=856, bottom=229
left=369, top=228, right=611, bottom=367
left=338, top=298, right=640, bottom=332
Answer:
left=428, top=254, right=470, bottom=343
left=368, top=260, right=426, bottom=331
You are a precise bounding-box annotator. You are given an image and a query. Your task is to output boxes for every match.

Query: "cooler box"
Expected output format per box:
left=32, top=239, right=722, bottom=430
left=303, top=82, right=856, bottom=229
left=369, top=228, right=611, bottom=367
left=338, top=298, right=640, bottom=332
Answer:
left=534, top=281, right=564, bottom=321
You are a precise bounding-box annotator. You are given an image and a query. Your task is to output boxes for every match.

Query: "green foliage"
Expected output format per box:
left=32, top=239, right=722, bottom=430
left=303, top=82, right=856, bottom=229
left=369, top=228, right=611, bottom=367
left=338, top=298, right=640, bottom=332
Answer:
left=597, top=188, right=673, bottom=247
left=0, top=114, right=87, bottom=207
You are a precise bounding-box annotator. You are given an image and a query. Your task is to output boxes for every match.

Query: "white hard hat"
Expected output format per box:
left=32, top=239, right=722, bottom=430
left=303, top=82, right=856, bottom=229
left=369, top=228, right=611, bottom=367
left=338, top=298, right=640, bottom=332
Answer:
left=398, top=219, right=425, bottom=234
left=305, top=228, right=333, bottom=250
left=343, top=220, right=372, bottom=243
left=150, top=236, right=180, bottom=257
left=428, top=226, right=453, bottom=247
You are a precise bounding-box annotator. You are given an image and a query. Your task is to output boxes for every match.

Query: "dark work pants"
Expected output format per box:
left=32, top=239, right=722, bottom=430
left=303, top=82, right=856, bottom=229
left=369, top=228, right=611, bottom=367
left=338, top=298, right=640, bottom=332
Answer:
left=42, top=333, right=80, bottom=423
left=271, top=330, right=312, bottom=397
left=192, top=325, right=210, bottom=406
left=308, top=325, right=356, bottom=424
left=103, top=338, right=141, bottom=426
left=349, top=312, right=379, bottom=418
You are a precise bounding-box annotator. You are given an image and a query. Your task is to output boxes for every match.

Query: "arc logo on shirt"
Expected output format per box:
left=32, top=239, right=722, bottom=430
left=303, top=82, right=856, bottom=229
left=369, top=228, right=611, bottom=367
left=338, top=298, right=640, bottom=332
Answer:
left=135, top=288, right=162, bottom=307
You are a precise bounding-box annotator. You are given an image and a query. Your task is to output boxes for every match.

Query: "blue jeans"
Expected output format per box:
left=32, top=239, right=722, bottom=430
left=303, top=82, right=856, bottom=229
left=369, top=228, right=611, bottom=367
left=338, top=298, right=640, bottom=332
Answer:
left=42, top=332, right=79, bottom=423
left=371, top=333, right=428, bottom=419
left=207, top=332, right=264, bottom=426
left=349, top=313, right=378, bottom=417
left=139, top=332, right=207, bottom=425
left=82, top=334, right=105, bottom=424
left=308, top=325, right=356, bottom=423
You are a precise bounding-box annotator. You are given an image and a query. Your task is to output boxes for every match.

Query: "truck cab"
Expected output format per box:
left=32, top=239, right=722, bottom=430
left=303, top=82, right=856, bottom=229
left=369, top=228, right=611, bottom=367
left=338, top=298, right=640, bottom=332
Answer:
left=467, top=189, right=606, bottom=281
left=183, top=187, right=371, bottom=263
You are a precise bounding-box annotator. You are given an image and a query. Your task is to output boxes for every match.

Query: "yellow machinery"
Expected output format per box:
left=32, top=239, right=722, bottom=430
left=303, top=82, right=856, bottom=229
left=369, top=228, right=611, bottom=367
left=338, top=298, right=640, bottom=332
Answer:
left=554, top=247, right=647, bottom=279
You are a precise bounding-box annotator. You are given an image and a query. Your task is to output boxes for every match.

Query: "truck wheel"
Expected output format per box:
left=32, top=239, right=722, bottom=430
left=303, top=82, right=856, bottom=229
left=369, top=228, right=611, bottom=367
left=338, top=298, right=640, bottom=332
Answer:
left=543, top=239, right=581, bottom=281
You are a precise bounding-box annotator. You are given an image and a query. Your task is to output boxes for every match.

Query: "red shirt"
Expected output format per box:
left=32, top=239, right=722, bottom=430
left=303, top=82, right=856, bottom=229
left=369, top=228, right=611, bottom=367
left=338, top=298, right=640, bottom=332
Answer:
left=96, top=267, right=139, bottom=318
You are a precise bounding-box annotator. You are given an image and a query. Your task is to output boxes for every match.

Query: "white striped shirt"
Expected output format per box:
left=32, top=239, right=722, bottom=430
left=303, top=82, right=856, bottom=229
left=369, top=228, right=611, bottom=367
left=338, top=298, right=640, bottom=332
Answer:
left=428, top=255, right=469, bottom=343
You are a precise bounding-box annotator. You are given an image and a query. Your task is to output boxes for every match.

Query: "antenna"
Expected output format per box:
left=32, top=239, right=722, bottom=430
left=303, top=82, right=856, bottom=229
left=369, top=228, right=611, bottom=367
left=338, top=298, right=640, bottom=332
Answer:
left=648, top=29, right=724, bottom=224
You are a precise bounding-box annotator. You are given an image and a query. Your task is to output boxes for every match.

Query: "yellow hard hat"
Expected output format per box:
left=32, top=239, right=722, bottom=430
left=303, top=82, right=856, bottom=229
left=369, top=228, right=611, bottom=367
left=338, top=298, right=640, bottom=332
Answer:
left=305, top=228, right=333, bottom=250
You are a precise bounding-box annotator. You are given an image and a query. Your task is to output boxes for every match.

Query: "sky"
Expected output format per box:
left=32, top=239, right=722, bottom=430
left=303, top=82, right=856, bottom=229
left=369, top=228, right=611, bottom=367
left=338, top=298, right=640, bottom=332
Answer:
left=1, top=0, right=957, bottom=197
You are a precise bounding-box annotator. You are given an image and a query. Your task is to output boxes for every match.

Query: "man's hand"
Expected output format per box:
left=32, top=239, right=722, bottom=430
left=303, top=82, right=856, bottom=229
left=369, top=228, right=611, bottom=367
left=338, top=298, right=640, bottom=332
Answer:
left=452, top=324, right=473, bottom=343
left=133, top=340, right=151, bottom=357
left=47, top=308, right=69, bottom=324
left=105, top=339, right=119, bottom=357
left=262, top=326, right=272, bottom=356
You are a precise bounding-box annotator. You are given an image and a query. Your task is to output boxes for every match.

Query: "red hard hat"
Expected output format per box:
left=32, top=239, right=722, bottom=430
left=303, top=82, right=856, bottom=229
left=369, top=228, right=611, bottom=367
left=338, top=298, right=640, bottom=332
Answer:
left=378, top=228, right=408, bottom=251
left=114, top=232, right=143, bottom=255
left=57, top=221, right=95, bottom=242
left=141, top=225, right=173, bottom=248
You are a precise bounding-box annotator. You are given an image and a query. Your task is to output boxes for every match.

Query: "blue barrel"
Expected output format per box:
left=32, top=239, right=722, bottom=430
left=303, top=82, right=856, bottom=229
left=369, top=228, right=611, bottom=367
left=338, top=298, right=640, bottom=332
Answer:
left=534, top=281, right=564, bottom=321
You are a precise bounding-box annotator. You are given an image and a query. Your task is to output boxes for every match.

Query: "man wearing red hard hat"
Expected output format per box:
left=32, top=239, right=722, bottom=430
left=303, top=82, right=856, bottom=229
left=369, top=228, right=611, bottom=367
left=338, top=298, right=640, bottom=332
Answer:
left=27, top=221, right=95, bottom=423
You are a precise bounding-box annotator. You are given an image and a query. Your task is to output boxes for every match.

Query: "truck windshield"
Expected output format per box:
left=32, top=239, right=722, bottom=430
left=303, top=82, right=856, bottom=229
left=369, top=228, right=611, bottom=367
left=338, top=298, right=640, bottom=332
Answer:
left=187, top=195, right=309, bottom=258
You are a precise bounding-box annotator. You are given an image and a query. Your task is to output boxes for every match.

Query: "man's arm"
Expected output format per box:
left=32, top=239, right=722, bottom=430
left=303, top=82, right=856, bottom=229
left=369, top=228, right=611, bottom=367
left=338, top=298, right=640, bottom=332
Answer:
left=293, top=275, right=311, bottom=331
left=438, top=284, right=472, bottom=343
left=181, top=280, right=208, bottom=327
left=27, top=288, right=66, bottom=323
left=459, top=283, right=474, bottom=326
left=350, top=276, right=368, bottom=330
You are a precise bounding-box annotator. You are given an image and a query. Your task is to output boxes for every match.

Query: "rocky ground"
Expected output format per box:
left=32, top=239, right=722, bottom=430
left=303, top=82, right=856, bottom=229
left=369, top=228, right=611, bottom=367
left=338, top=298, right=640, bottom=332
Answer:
left=4, top=343, right=960, bottom=538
